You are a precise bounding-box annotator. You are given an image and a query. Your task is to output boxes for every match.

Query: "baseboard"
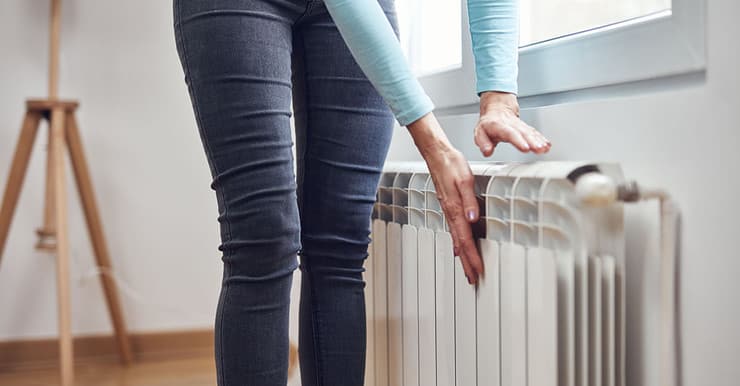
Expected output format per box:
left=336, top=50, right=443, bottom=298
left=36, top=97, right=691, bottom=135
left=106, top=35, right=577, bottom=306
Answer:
left=0, top=329, right=214, bottom=371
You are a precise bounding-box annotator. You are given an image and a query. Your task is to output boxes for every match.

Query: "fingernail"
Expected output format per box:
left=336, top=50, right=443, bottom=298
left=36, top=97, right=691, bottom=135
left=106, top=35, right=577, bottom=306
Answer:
left=453, top=246, right=459, bottom=256
left=466, top=275, right=472, bottom=284
left=467, top=210, right=476, bottom=221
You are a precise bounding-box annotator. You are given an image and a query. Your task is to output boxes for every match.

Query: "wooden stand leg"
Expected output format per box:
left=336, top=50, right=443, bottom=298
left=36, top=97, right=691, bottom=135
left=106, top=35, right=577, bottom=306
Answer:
left=37, top=127, right=58, bottom=251
left=65, top=111, right=134, bottom=365
left=50, top=107, right=74, bottom=386
left=0, top=111, right=42, bottom=262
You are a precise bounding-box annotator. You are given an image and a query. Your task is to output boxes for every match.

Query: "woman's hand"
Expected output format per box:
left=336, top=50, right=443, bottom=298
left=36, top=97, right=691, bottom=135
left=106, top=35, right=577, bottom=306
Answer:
left=474, top=91, right=550, bottom=156
left=407, top=113, right=483, bottom=285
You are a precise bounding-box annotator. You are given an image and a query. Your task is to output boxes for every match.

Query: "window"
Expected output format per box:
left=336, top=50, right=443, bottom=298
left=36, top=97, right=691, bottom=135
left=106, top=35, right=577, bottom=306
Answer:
left=396, top=0, right=462, bottom=76
left=394, top=0, right=704, bottom=110
left=520, top=0, right=672, bottom=46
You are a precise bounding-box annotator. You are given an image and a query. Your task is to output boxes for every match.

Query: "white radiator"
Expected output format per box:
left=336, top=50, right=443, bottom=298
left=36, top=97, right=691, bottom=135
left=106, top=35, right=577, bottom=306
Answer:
left=365, top=161, right=633, bottom=386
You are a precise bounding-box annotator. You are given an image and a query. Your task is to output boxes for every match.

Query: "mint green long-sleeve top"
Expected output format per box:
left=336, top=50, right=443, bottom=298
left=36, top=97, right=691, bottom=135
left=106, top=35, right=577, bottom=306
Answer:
left=322, top=0, right=519, bottom=126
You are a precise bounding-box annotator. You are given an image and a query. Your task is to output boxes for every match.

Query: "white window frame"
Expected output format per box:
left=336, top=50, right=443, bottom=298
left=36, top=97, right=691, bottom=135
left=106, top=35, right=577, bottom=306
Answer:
left=416, top=0, right=706, bottom=110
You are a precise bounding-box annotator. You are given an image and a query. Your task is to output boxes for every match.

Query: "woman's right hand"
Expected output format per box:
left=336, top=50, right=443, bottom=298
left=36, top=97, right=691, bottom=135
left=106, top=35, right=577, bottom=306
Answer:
left=407, top=113, right=484, bottom=285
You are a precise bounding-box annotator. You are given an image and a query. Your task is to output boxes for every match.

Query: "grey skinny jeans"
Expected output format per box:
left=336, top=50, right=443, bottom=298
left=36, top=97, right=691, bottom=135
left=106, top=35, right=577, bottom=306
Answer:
left=173, top=0, right=399, bottom=385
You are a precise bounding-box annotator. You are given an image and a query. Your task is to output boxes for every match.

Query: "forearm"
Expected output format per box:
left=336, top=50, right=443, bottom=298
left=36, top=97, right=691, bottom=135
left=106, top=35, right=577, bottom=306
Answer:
left=406, top=112, right=453, bottom=157
left=467, top=0, right=520, bottom=95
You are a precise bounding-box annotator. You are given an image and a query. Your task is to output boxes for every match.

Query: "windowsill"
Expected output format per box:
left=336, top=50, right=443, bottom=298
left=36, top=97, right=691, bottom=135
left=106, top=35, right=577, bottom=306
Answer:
left=429, top=69, right=705, bottom=117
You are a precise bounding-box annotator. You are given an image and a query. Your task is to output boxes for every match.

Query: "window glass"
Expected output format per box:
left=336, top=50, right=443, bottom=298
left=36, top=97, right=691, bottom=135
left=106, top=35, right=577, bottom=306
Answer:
left=395, top=0, right=463, bottom=76
left=519, top=0, right=671, bottom=46
left=396, top=0, right=672, bottom=75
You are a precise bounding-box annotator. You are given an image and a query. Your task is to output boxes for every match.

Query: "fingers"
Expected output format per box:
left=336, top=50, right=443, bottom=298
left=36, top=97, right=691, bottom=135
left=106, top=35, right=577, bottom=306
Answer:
left=425, top=146, right=483, bottom=286
left=474, top=126, right=496, bottom=157
left=440, top=195, right=483, bottom=285
left=455, top=167, right=479, bottom=223
left=478, top=113, right=551, bottom=155
left=500, top=126, right=531, bottom=152
left=518, top=120, right=550, bottom=154
left=457, top=223, right=484, bottom=281
left=448, top=215, right=460, bottom=256
left=450, top=211, right=484, bottom=284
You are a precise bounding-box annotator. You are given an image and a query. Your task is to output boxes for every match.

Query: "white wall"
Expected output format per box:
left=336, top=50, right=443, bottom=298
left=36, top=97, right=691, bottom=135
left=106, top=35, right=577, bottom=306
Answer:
left=0, top=1, right=738, bottom=386
left=0, top=1, right=224, bottom=337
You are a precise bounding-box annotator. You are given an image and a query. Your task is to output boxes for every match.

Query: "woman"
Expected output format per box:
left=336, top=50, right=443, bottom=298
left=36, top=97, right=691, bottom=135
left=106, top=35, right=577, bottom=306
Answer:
left=173, top=0, right=550, bottom=384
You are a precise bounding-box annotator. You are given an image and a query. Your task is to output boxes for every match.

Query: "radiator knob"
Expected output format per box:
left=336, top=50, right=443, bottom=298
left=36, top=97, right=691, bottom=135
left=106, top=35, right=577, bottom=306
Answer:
left=574, top=172, right=617, bottom=206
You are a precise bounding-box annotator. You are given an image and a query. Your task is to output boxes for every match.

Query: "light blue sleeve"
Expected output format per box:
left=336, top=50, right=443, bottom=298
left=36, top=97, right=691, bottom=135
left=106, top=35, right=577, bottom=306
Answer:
left=322, top=0, right=434, bottom=127
left=322, top=0, right=519, bottom=126
left=467, top=0, right=520, bottom=95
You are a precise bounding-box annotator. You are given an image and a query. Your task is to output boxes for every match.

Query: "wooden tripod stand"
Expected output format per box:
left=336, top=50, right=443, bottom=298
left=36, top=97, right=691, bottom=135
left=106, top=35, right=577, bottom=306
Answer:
left=0, top=100, right=134, bottom=385
left=0, top=1, right=132, bottom=385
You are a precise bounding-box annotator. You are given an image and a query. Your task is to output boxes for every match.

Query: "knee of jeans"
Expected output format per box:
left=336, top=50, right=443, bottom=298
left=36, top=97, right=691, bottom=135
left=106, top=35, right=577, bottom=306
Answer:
left=298, top=253, right=367, bottom=288
left=217, top=192, right=302, bottom=283
left=298, top=201, right=373, bottom=276
left=298, top=227, right=370, bottom=284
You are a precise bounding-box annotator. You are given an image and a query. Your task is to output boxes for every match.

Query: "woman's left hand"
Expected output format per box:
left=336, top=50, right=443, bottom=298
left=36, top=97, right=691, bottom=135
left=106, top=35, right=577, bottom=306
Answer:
left=474, top=91, right=551, bottom=156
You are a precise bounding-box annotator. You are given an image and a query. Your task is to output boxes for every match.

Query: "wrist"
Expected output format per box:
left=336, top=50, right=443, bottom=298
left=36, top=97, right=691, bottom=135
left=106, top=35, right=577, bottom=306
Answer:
left=479, top=91, right=520, bottom=116
left=406, top=112, right=452, bottom=158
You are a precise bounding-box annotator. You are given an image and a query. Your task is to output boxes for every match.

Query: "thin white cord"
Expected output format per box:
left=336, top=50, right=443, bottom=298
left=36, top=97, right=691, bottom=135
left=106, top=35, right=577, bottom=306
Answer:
left=73, top=252, right=216, bottom=322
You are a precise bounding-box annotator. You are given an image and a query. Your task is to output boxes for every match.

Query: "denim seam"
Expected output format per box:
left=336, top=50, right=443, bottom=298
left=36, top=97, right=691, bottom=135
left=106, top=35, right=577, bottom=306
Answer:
left=293, top=0, right=313, bottom=24
left=175, top=3, right=233, bottom=385
left=295, top=29, right=325, bottom=386
left=309, top=268, right=325, bottom=386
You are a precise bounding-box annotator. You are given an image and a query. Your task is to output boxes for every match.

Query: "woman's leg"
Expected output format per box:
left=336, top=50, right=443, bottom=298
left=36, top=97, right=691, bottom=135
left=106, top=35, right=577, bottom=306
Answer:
left=291, top=1, right=399, bottom=384
left=173, top=1, right=307, bottom=384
